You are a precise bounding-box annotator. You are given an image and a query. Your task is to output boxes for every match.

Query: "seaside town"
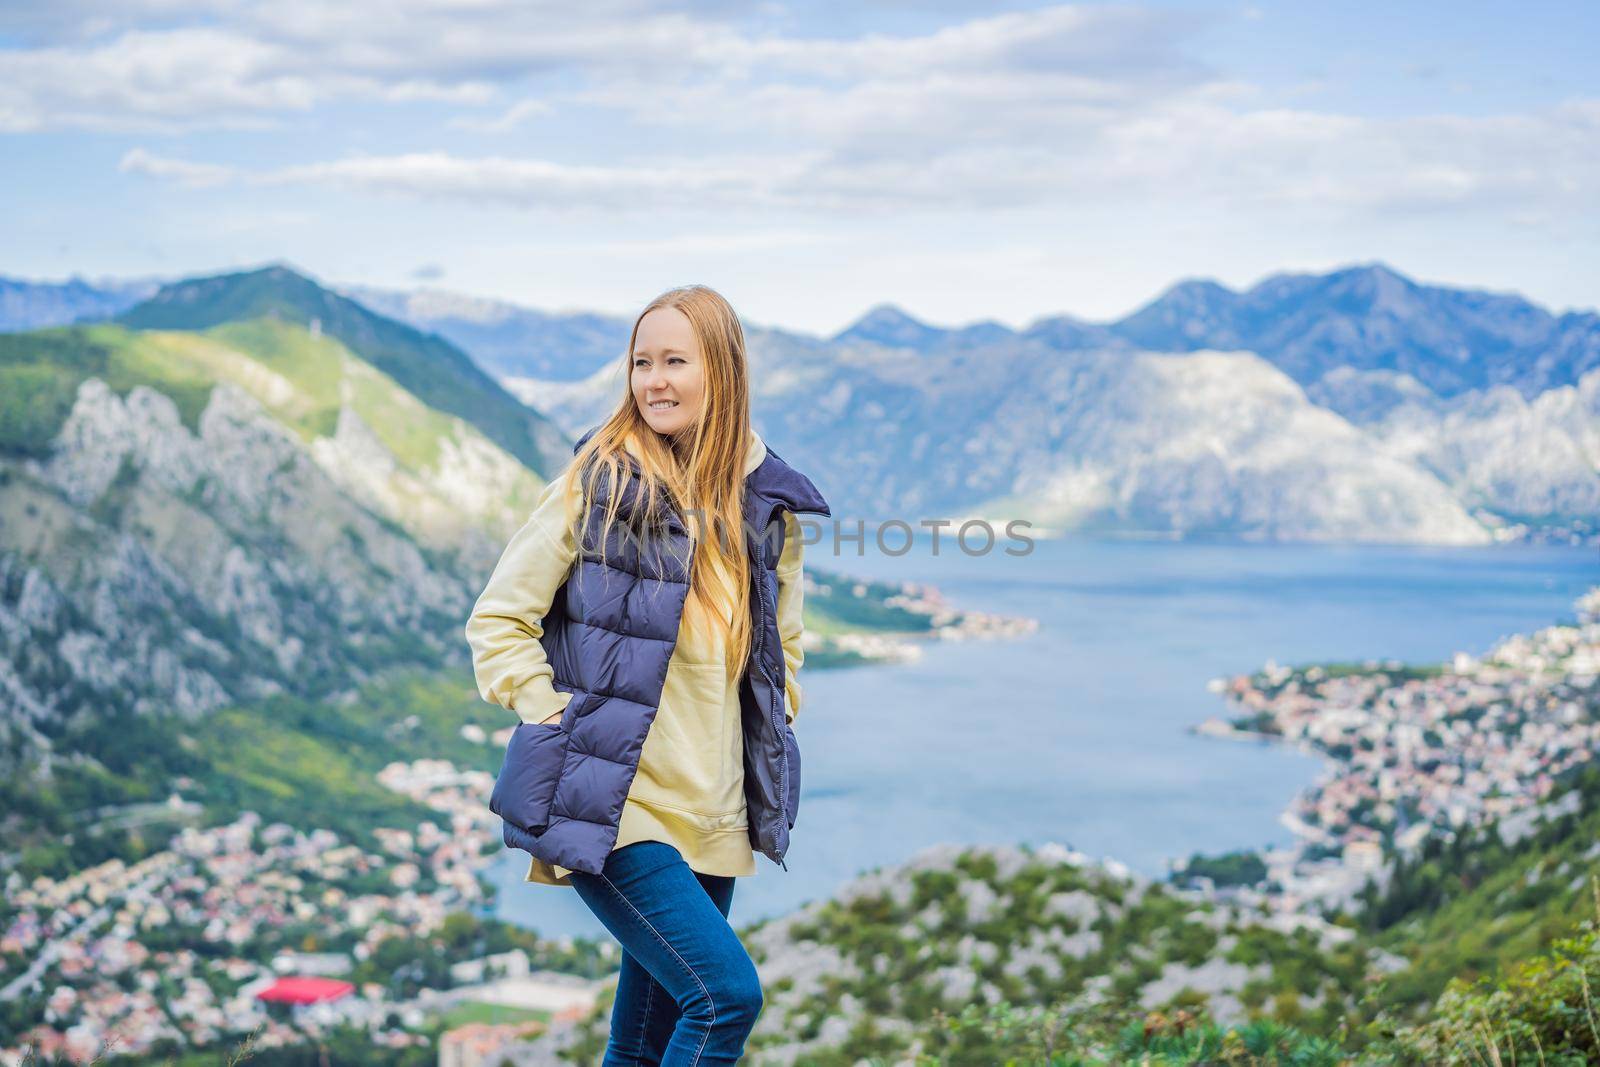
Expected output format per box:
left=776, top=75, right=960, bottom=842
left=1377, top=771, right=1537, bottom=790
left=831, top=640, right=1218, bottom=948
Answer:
left=813, top=574, right=1040, bottom=664
left=1191, top=585, right=1600, bottom=912
left=3, top=585, right=1593, bottom=1063
left=0, top=729, right=614, bottom=1064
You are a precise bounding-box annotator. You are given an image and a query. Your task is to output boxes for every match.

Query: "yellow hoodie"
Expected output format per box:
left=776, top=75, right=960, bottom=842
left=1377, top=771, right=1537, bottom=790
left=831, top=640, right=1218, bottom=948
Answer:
left=465, top=427, right=808, bottom=886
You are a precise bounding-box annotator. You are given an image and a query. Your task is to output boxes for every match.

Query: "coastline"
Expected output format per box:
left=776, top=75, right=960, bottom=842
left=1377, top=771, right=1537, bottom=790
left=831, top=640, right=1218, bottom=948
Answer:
left=1179, top=585, right=1600, bottom=912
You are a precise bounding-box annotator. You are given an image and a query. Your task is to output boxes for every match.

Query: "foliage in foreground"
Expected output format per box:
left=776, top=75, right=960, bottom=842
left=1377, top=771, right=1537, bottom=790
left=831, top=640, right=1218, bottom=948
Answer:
left=899, top=902, right=1600, bottom=1066
left=1363, top=907, right=1600, bottom=1067
left=916, top=1000, right=1351, bottom=1066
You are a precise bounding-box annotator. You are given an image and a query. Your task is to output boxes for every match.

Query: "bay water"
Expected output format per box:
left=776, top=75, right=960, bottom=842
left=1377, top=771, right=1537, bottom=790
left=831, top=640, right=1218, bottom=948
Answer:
left=489, top=536, right=1598, bottom=939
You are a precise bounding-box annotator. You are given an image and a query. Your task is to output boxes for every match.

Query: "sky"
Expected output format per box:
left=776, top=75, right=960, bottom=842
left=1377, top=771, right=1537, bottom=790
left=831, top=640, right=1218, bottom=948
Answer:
left=1, top=1, right=1596, bottom=336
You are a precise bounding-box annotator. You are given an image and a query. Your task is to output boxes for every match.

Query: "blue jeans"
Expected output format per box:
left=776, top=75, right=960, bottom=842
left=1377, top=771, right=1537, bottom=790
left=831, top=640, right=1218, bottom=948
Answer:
left=568, top=841, right=764, bottom=1066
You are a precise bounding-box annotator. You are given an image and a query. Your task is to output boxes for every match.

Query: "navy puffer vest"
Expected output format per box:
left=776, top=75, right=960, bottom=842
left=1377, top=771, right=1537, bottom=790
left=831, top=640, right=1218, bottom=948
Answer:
left=489, top=425, right=831, bottom=876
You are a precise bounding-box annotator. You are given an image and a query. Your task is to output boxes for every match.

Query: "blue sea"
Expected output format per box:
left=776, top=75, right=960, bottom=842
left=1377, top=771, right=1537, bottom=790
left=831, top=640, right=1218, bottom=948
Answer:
left=488, top=536, right=1599, bottom=940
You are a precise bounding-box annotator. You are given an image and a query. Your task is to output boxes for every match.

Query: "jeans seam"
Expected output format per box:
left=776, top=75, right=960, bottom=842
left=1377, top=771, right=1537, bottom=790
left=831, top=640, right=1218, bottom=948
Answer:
left=598, top=870, right=716, bottom=1066
left=637, top=966, right=655, bottom=1060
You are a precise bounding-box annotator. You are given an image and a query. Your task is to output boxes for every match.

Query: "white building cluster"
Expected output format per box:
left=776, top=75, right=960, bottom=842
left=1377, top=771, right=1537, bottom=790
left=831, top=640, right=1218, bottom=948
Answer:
left=1197, top=585, right=1600, bottom=910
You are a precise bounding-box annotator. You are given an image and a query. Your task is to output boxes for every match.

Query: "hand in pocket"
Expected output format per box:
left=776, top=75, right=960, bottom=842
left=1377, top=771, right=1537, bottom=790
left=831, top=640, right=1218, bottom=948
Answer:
left=527, top=691, right=573, bottom=726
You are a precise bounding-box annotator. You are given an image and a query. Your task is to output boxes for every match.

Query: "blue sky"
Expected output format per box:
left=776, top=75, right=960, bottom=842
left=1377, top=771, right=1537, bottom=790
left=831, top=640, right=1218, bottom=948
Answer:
left=2, top=1, right=1595, bottom=334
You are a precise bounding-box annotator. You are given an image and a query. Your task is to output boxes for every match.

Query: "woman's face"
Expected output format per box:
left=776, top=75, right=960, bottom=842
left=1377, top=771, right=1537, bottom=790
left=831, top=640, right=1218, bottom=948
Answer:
left=631, top=306, right=705, bottom=436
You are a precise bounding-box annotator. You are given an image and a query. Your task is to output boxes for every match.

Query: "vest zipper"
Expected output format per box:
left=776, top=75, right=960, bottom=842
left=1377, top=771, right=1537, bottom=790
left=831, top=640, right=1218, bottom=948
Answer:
left=749, top=538, right=789, bottom=868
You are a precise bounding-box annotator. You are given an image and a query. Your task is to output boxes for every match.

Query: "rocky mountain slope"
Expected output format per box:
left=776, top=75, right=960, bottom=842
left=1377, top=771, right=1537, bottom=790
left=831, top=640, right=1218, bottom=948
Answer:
left=512, top=335, right=1495, bottom=544
left=0, top=309, right=552, bottom=771
left=1355, top=367, right=1600, bottom=537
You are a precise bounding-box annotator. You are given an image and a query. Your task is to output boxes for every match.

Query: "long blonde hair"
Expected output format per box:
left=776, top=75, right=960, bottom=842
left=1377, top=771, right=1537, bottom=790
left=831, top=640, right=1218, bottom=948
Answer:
left=567, top=285, right=754, bottom=680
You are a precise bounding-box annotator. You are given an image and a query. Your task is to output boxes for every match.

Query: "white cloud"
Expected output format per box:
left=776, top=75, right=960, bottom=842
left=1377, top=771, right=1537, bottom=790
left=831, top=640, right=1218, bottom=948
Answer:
left=12, top=3, right=1600, bottom=227
left=117, top=93, right=1600, bottom=220
left=118, top=146, right=237, bottom=187
left=118, top=147, right=803, bottom=209
left=0, top=2, right=1206, bottom=132
left=0, top=27, right=312, bottom=132
left=449, top=98, right=555, bottom=133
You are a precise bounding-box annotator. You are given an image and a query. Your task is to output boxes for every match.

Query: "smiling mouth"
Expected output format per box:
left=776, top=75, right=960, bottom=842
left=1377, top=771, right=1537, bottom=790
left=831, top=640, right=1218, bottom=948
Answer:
left=648, top=400, right=679, bottom=409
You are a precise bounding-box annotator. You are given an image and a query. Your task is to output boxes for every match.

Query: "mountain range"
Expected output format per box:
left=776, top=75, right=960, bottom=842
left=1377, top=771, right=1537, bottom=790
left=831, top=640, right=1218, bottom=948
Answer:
left=480, top=266, right=1598, bottom=545
left=12, top=261, right=1595, bottom=400
left=4, top=262, right=1597, bottom=546
left=368, top=263, right=1600, bottom=545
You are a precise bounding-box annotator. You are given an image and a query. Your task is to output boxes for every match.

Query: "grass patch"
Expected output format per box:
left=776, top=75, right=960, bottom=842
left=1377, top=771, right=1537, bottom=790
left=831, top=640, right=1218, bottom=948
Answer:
left=435, top=1000, right=550, bottom=1029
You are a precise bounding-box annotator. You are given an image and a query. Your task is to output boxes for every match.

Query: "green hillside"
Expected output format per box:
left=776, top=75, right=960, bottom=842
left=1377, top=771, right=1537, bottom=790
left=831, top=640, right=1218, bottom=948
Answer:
left=115, top=264, right=567, bottom=477
left=0, top=324, right=217, bottom=452
left=1352, top=759, right=1600, bottom=1016
left=0, top=317, right=546, bottom=545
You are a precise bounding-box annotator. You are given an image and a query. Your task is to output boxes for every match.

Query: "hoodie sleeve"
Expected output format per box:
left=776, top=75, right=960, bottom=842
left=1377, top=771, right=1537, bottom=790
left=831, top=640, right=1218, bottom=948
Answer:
left=775, top=509, right=808, bottom=726
left=464, top=468, right=580, bottom=725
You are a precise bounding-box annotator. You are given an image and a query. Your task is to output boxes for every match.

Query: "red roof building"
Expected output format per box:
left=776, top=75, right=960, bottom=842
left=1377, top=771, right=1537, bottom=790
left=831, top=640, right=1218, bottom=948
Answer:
left=257, top=976, right=356, bottom=1005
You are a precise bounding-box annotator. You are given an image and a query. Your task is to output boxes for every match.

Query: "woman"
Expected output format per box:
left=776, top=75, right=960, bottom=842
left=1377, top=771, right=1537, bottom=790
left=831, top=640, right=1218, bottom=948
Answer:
left=464, top=284, right=830, bottom=1065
